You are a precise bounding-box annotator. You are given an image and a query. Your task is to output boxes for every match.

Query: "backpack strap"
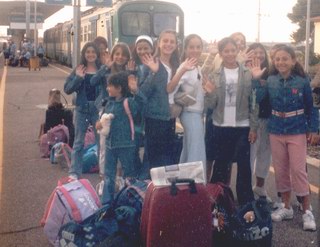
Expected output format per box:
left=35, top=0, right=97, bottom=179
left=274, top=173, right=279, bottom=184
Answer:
left=61, top=143, right=72, bottom=168
left=40, top=189, right=58, bottom=226
left=58, top=185, right=82, bottom=222
left=78, top=179, right=102, bottom=208
left=123, top=98, right=134, bottom=141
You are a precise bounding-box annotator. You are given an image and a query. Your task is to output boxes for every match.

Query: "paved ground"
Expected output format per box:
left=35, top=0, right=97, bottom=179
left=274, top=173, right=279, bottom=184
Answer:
left=0, top=64, right=318, bottom=246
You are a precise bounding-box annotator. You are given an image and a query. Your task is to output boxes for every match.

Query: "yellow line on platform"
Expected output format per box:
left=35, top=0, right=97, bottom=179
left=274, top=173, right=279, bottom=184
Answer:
left=269, top=166, right=319, bottom=194
left=49, top=64, right=71, bottom=75
left=0, top=65, right=7, bottom=194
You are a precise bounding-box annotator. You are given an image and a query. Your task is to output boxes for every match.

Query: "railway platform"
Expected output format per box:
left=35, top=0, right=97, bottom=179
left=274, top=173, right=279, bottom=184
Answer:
left=0, top=63, right=319, bottom=247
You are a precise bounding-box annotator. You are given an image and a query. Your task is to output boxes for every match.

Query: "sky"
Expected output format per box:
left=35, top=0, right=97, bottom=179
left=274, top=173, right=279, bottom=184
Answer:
left=1, top=0, right=299, bottom=43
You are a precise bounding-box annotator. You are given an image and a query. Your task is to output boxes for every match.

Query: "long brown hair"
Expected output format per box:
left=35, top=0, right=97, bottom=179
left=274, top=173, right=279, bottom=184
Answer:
left=269, top=45, right=306, bottom=78
left=180, top=34, right=203, bottom=62
left=154, top=29, right=180, bottom=78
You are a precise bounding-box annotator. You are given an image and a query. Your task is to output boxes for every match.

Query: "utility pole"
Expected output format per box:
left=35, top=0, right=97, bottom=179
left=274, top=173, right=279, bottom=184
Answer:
left=26, top=0, right=30, bottom=40
left=72, top=0, right=81, bottom=69
left=34, top=0, right=37, bottom=56
left=305, top=0, right=311, bottom=73
left=257, top=0, right=261, bottom=42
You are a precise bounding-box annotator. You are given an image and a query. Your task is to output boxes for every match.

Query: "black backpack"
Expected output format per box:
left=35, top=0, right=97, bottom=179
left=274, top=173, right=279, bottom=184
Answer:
left=230, top=197, right=273, bottom=247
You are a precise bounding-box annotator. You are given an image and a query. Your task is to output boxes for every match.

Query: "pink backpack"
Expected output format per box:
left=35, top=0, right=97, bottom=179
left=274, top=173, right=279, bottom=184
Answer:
left=40, top=178, right=101, bottom=246
left=84, top=125, right=96, bottom=148
left=40, top=124, right=69, bottom=158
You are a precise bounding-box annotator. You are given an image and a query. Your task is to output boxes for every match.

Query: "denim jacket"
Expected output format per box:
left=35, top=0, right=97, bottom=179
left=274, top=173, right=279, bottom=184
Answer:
left=104, top=91, right=146, bottom=149
left=254, top=74, right=319, bottom=134
left=64, top=70, right=100, bottom=107
left=139, top=62, right=171, bottom=121
left=90, top=65, right=111, bottom=111
left=205, top=63, right=259, bottom=132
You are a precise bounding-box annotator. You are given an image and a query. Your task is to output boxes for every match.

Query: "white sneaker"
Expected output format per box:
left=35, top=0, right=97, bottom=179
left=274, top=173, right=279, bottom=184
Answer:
left=96, top=180, right=104, bottom=196
left=68, top=174, right=78, bottom=180
left=253, top=186, right=272, bottom=203
left=302, top=210, right=317, bottom=231
left=271, top=204, right=294, bottom=222
left=273, top=200, right=283, bottom=210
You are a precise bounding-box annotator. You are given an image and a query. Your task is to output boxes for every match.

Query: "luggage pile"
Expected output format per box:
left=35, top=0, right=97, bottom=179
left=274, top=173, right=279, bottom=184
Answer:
left=40, top=124, right=99, bottom=174
left=41, top=162, right=272, bottom=246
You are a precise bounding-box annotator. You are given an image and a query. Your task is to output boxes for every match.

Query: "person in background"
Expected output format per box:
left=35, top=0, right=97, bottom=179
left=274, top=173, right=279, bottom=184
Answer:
left=42, top=88, right=74, bottom=147
left=246, top=43, right=272, bottom=202
left=64, top=42, right=101, bottom=179
left=96, top=71, right=145, bottom=204
left=204, top=37, right=257, bottom=206
left=3, top=42, right=10, bottom=66
left=37, top=44, right=45, bottom=59
left=140, top=29, right=180, bottom=172
left=250, top=45, right=319, bottom=231
left=19, top=47, right=31, bottom=67
left=131, top=35, right=154, bottom=179
left=9, top=40, right=16, bottom=59
left=166, top=34, right=208, bottom=172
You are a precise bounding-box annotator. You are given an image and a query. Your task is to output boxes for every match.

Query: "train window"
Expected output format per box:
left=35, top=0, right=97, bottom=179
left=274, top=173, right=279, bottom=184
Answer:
left=154, top=13, right=180, bottom=36
left=121, top=12, right=150, bottom=36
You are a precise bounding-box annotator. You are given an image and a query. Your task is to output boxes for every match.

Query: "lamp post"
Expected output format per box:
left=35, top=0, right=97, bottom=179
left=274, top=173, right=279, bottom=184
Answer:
left=257, top=0, right=261, bottom=42
left=26, top=0, right=30, bottom=40
left=72, top=0, right=81, bottom=69
left=34, top=0, right=37, bottom=57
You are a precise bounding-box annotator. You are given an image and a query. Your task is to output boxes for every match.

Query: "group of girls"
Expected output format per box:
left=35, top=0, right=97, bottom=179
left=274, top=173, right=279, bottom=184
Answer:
left=63, top=30, right=319, bottom=231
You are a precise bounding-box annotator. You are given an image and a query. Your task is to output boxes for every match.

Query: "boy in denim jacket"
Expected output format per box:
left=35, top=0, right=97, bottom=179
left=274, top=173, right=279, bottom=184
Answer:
left=96, top=71, right=146, bottom=204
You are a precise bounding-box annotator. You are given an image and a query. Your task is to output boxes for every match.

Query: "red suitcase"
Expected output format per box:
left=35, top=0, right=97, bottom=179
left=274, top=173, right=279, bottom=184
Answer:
left=141, top=179, right=212, bottom=247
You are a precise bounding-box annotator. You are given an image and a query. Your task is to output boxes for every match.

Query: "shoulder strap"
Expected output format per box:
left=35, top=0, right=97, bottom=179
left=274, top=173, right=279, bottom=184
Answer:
left=57, top=185, right=82, bottom=222
left=123, top=98, right=135, bottom=141
left=78, top=179, right=102, bottom=208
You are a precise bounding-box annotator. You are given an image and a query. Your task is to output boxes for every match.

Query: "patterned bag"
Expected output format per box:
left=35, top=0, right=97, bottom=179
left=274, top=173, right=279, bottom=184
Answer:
left=230, top=197, right=272, bottom=247
left=40, top=178, right=101, bottom=246
left=40, top=124, right=69, bottom=158
left=58, top=205, right=140, bottom=247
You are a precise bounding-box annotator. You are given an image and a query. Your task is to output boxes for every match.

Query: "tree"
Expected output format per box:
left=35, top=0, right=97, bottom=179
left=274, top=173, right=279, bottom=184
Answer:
left=287, top=0, right=320, bottom=43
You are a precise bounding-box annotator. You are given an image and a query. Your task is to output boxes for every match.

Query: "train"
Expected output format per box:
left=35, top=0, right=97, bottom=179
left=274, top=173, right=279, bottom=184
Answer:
left=43, top=0, right=184, bottom=67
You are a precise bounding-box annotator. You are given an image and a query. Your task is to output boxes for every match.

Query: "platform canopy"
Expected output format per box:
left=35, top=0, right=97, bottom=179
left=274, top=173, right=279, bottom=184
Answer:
left=0, top=0, right=64, bottom=26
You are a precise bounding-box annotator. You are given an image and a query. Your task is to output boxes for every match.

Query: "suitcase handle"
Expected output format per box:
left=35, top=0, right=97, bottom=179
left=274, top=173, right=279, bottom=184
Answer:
left=170, top=178, right=197, bottom=196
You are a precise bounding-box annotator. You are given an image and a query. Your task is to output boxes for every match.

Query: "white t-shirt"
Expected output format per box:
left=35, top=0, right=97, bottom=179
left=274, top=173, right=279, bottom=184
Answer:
left=179, top=66, right=204, bottom=113
left=213, top=67, right=249, bottom=127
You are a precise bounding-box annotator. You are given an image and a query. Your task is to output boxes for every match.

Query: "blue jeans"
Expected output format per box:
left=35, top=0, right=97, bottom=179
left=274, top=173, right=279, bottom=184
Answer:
left=210, top=126, right=254, bottom=205
left=144, top=117, right=175, bottom=170
left=69, top=102, right=99, bottom=177
left=101, top=146, right=136, bottom=205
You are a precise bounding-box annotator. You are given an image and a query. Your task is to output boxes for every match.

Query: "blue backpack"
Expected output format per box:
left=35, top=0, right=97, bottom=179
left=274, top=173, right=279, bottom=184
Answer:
left=115, top=178, right=150, bottom=215
left=58, top=204, right=140, bottom=247
left=230, top=197, right=273, bottom=247
left=82, top=143, right=99, bottom=173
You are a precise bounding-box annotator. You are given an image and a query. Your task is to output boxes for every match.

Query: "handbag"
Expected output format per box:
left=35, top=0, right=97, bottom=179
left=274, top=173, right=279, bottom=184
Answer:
left=174, top=91, right=196, bottom=106
left=173, top=72, right=199, bottom=107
